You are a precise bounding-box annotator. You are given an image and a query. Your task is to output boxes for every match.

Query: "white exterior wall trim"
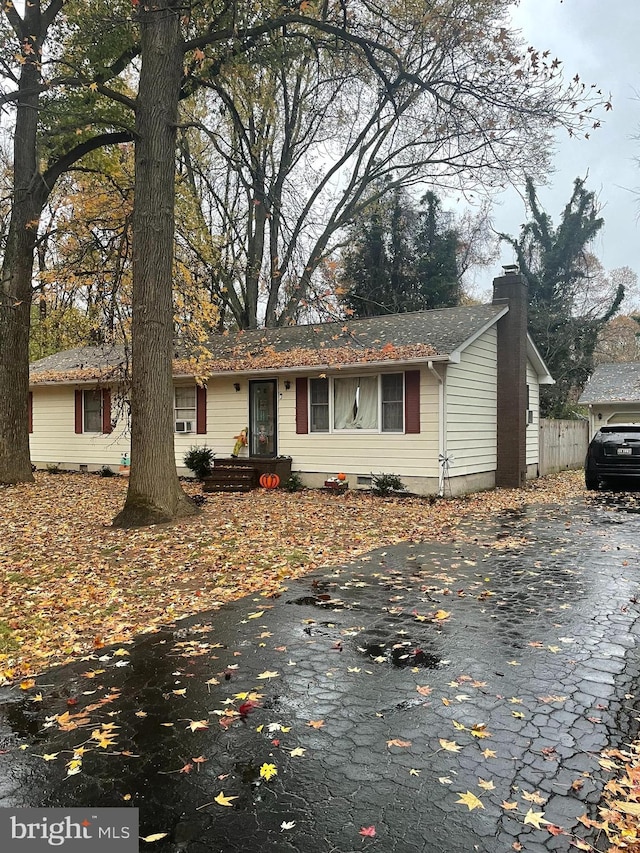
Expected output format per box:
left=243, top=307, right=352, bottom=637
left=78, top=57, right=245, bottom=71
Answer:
left=427, top=360, right=446, bottom=495
left=448, top=305, right=508, bottom=363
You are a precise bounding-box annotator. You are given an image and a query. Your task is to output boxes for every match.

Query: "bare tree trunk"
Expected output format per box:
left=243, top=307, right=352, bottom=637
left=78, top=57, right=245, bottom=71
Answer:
left=0, top=9, right=46, bottom=484
left=113, top=1, right=198, bottom=528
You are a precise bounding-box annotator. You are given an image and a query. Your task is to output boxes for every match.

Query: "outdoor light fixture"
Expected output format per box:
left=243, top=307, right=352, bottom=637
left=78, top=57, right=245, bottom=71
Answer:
left=234, top=382, right=240, bottom=392
left=284, top=380, right=291, bottom=390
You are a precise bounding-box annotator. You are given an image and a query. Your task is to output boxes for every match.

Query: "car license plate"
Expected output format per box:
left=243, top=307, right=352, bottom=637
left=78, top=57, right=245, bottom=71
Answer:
left=617, top=447, right=633, bottom=455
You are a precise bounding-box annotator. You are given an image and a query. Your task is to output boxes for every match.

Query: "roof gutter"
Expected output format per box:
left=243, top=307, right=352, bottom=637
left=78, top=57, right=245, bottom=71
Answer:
left=30, top=355, right=455, bottom=386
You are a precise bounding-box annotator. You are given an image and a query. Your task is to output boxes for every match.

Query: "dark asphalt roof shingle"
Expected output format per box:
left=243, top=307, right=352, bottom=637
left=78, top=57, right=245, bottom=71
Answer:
left=29, top=305, right=505, bottom=383
left=578, top=362, right=640, bottom=404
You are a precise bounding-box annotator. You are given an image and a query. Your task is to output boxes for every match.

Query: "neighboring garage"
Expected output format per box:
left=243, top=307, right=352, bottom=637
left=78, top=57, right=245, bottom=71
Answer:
left=579, top=362, right=640, bottom=437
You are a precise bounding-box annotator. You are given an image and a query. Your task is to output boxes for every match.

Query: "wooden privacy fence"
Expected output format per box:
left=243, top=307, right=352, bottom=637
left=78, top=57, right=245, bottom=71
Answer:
left=539, top=418, right=589, bottom=476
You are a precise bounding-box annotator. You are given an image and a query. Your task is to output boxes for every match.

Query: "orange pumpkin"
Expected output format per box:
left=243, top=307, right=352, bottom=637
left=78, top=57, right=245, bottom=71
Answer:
left=337, top=472, right=347, bottom=481
left=259, top=472, right=280, bottom=489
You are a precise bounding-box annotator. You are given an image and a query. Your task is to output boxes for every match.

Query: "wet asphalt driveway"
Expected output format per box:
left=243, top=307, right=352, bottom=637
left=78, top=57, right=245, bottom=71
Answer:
left=0, top=492, right=639, bottom=853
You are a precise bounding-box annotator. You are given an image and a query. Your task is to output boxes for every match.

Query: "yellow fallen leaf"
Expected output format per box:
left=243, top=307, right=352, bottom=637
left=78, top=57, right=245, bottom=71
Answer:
left=289, top=747, right=306, bottom=757
left=41, top=753, right=59, bottom=761
left=523, top=809, right=547, bottom=829
left=502, top=801, right=518, bottom=810
left=482, top=749, right=497, bottom=759
left=522, top=790, right=546, bottom=805
left=187, top=720, right=209, bottom=732
left=456, top=791, right=484, bottom=811
left=613, top=801, right=640, bottom=817
left=259, top=763, right=278, bottom=781
left=256, top=670, right=279, bottom=680
left=409, top=769, right=421, bottom=776
left=248, top=611, right=264, bottom=619
left=307, top=720, right=325, bottom=729
left=478, top=778, right=495, bottom=790
left=214, top=791, right=238, bottom=807
left=141, top=832, right=168, bottom=842
left=433, top=610, right=450, bottom=621
left=439, top=739, right=461, bottom=753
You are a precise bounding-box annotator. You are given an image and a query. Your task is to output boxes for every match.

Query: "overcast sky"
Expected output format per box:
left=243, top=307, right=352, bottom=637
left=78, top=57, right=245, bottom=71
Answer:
left=478, top=0, right=640, bottom=295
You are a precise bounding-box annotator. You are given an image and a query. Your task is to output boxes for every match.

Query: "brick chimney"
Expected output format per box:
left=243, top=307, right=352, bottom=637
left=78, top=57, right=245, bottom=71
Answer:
left=493, top=269, right=528, bottom=488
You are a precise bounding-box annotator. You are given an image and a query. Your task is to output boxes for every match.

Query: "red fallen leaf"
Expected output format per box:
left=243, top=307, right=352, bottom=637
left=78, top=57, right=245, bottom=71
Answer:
left=546, top=824, right=565, bottom=836
left=179, top=763, right=194, bottom=774
left=359, top=826, right=376, bottom=837
left=66, top=698, right=78, bottom=707
left=239, top=700, right=259, bottom=717
left=271, top=739, right=280, bottom=747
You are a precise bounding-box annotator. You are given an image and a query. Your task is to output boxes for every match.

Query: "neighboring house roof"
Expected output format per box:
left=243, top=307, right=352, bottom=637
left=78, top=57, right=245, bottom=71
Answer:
left=579, top=362, right=640, bottom=404
left=29, top=303, right=550, bottom=385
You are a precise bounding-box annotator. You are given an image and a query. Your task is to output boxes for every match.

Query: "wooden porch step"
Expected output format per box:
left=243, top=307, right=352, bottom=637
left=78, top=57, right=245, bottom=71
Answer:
left=202, top=467, right=255, bottom=493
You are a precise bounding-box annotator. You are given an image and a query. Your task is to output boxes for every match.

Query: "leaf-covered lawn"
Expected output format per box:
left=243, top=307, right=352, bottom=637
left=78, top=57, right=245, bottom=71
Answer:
left=0, top=470, right=584, bottom=680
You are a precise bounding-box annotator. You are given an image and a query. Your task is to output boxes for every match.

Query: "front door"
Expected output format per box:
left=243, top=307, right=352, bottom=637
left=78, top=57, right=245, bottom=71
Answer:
left=249, top=379, right=277, bottom=457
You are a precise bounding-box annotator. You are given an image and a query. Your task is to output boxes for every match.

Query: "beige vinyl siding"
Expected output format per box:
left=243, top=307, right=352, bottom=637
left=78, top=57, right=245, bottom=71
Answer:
left=445, top=328, right=497, bottom=476
left=173, top=377, right=248, bottom=463
left=30, top=370, right=441, bottom=479
left=586, top=404, right=640, bottom=438
left=29, top=385, right=129, bottom=468
left=526, top=360, right=540, bottom=465
left=278, top=367, right=441, bottom=479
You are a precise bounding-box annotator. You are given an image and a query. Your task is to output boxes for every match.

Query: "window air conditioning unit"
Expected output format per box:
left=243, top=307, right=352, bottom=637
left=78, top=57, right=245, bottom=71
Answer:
left=175, top=420, right=193, bottom=433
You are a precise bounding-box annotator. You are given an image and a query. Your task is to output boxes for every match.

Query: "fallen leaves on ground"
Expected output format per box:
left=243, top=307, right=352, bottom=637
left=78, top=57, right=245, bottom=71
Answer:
left=0, top=470, right=585, bottom=678
left=594, top=743, right=640, bottom=852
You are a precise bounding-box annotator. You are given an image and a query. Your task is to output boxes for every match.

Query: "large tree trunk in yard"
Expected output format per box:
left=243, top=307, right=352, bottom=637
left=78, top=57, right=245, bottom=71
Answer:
left=113, top=1, right=198, bottom=528
left=0, top=14, right=46, bottom=484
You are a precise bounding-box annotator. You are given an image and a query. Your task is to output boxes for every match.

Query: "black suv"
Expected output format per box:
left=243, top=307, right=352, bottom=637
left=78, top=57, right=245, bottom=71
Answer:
left=585, top=424, right=640, bottom=489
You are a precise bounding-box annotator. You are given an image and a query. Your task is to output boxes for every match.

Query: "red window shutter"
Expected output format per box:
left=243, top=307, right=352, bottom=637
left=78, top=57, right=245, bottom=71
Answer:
left=404, top=370, right=420, bottom=434
left=196, top=386, right=207, bottom=434
left=102, top=388, right=112, bottom=434
left=74, top=390, right=83, bottom=434
left=28, top=392, right=33, bottom=434
left=295, top=378, right=308, bottom=434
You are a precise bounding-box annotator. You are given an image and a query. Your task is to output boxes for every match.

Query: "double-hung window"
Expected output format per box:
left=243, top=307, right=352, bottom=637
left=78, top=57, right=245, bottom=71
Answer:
left=75, top=388, right=112, bottom=434
left=83, top=389, right=103, bottom=433
left=175, top=387, right=196, bottom=433
left=309, top=373, right=404, bottom=433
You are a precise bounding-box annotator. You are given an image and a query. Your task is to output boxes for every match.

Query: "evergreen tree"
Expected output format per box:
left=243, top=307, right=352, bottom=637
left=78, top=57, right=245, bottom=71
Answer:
left=501, top=177, right=624, bottom=417
left=414, top=192, right=461, bottom=309
left=341, top=189, right=461, bottom=317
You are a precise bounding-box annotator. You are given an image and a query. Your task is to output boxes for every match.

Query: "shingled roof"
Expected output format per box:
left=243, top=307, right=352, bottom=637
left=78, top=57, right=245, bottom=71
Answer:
left=29, top=304, right=506, bottom=385
left=579, top=362, right=640, bottom=404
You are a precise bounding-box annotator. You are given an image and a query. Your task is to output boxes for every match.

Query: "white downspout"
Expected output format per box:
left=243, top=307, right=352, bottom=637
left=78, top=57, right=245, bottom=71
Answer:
left=428, top=360, right=445, bottom=496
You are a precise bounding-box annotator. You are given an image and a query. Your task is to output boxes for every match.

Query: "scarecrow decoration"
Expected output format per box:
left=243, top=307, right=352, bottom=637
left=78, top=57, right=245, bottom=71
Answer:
left=231, top=427, right=248, bottom=457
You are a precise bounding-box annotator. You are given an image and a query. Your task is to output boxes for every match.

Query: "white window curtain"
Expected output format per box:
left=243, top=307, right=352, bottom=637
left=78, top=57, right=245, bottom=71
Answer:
left=333, top=376, right=378, bottom=430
